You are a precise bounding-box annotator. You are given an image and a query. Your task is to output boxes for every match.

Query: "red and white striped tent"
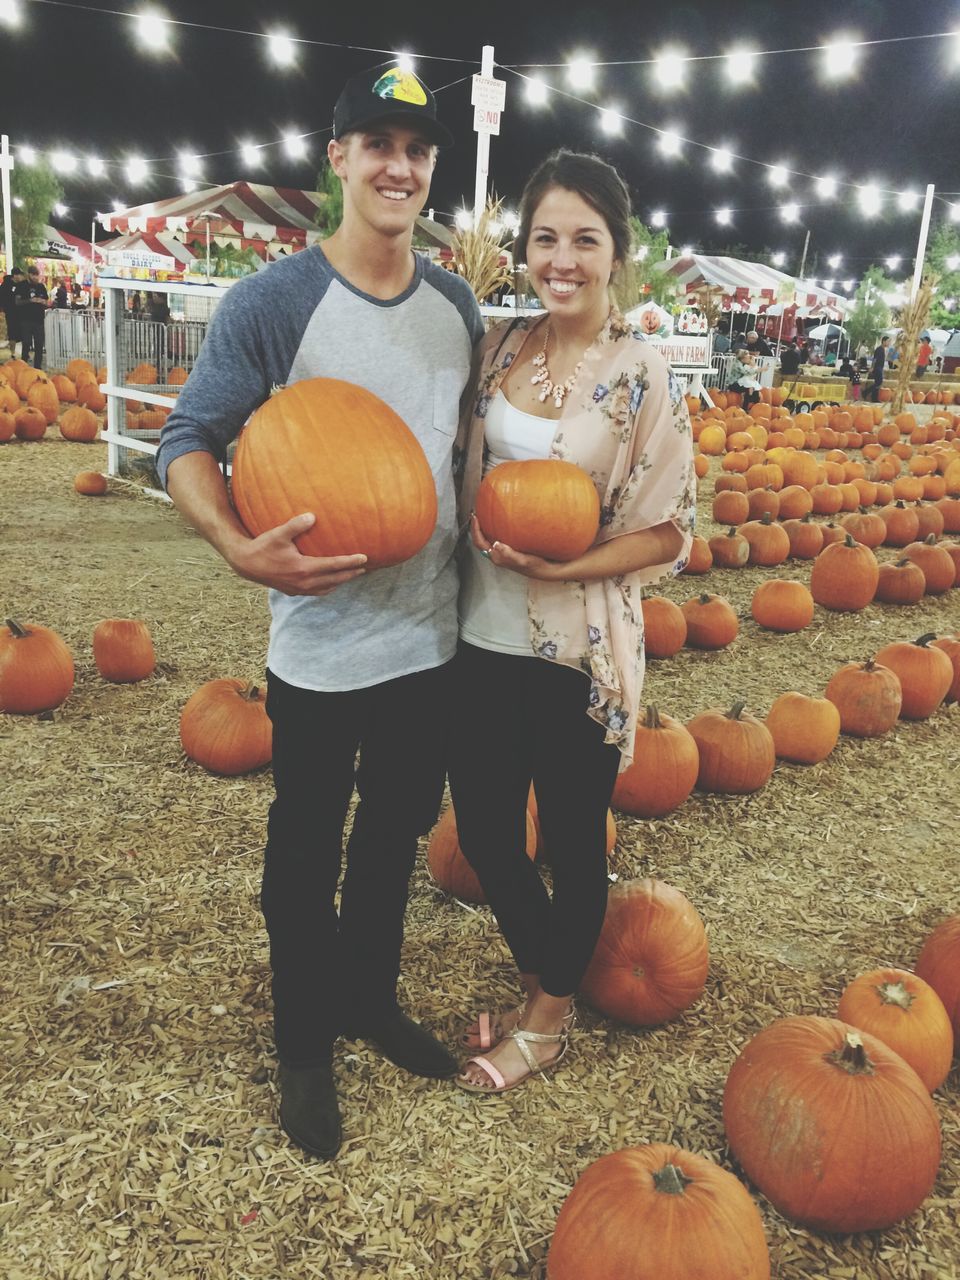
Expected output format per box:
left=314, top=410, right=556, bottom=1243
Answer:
left=98, top=181, right=327, bottom=258
left=655, top=253, right=848, bottom=318
left=97, top=229, right=199, bottom=270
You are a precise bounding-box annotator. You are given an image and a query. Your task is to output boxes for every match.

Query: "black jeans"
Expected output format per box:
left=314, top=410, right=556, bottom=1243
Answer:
left=19, top=316, right=45, bottom=369
left=867, top=377, right=883, bottom=402
left=3, top=308, right=19, bottom=354
left=448, top=642, right=621, bottom=997
left=262, top=662, right=451, bottom=1066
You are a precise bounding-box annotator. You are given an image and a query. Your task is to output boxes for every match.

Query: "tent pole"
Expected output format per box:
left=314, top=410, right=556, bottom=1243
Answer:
left=910, top=184, right=936, bottom=302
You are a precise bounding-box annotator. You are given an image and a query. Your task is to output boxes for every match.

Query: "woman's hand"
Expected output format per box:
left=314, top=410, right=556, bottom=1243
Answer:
left=470, top=513, right=565, bottom=581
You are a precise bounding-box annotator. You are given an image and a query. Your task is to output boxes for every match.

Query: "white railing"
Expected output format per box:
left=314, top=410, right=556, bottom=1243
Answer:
left=709, top=352, right=777, bottom=390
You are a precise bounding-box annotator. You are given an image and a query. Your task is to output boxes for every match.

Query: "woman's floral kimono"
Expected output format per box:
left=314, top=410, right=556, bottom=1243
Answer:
left=455, top=308, right=696, bottom=771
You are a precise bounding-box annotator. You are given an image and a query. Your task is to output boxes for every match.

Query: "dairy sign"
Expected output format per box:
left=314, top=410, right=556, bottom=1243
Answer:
left=646, top=335, right=713, bottom=368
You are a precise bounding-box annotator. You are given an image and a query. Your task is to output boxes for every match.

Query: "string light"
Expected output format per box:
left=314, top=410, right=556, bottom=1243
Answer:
left=771, top=252, right=786, bottom=266
left=710, top=147, right=734, bottom=173
left=54, top=203, right=68, bottom=218
left=50, top=149, right=77, bottom=174
left=650, top=210, right=667, bottom=228
left=455, top=208, right=473, bottom=230
left=822, top=38, right=859, bottom=79
left=857, top=183, right=883, bottom=216
left=567, top=56, right=594, bottom=89
left=827, top=254, right=842, bottom=268
left=724, top=47, right=756, bottom=85
left=18, top=145, right=35, bottom=164
left=768, top=165, right=789, bottom=188
left=715, top=207, right=732, bottom=225
left=657, top=129, right=682, bottom=158
left=267, top=29, right=297, bottom=67
left=282, top=131, right=308, bottom=160
left=525, top=75, right=548, bottom=104
left=822, top=278, right=834, bottom=289
left=178, top=151, right=203, bottom=178
left=815, top=175, right=838, bottom=200
left=653, top=48, right=688, bottom=89
left=780, top=203, right=800, bottom=222
left=681, top=244, right=694, bottom=257
left=239, top=141, right=262, bottom=168
left=125, top=156, right=149, bottom=185
left=947, top=254, right=960, bottom=270
left=950, top=203, right=960, bottom=223
left=897, top=189, right=920, bottom=211
left=85, top=155, right=105, bottom=177
left=0, top=0, right=23, bottom=28
left=133, top=7, right=172, bottom=54
left=842, top=278, right=855, bottom=290
left=397, top=52, right=415, bottom=73
left=885, top=255, right=902, bottom=270
left=599, top=107, right=622, bottom=135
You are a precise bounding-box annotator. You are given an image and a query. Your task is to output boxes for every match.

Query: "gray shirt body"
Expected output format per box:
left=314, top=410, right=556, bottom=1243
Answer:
left=156, top=247, right=483, bottom=691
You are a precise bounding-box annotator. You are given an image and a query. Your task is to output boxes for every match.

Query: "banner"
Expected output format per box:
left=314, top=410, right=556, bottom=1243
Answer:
left=646, top=334, right=713, bottom=369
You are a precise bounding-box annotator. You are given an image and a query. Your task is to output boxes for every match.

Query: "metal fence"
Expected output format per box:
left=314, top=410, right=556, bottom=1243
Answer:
left=708, top=352, right=778, bottom=391
left=45, top=309, right=210, bottom=383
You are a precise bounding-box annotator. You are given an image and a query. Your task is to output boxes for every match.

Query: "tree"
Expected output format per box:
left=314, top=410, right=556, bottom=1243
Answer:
left=611, top=217, right=676, bottom=312
left=845, top=265, right=898, bottom=356
left=925, top=220, right=960, bottom=330
left=0, top=158, right=63, bottom=261
left=314, top=159, right=342, bottom=237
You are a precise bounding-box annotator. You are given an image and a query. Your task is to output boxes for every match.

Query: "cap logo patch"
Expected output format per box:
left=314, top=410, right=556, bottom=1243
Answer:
left=372, top=67, right=428, bottom=106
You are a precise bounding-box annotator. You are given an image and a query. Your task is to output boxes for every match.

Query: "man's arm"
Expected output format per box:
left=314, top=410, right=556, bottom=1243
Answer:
left=166, top=450, right=367, bottom=597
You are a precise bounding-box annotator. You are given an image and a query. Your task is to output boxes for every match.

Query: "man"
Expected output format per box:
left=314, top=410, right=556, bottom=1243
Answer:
left=155, top=65, right=483, bottom=1160
left=779, top=339, right=801, bottom=377
left=744, top=329, right=771, bottom=356
left=711, top=325, right=730, bottom=354
left=15, top=265, right=49, bottom=368
left=916, top=335, right=933, bottom=379
left=868, top=335, right=890, bottom=402
left=0, top=266, right=25, bottom=358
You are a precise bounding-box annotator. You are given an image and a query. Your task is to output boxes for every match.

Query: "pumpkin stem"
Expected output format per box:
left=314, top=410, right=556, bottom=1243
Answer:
left=760, top=512, right=773, bottom=524
left=5, top=619, right=28, bottom=639
left=842, top=534, right=858, bottom=548
left=241, top=684, right=262, bottom=701
left=726, top=700, right=747, bottom=720
left=924, top=533, right=938, bottom=545
left=827, top=1030, right=875, bottom=1075
left=877, top=980, right=915, bottom=1010
left=895, top=558, right=911, bottom=567
left=698, top=593, right=712, bottom=605
left=914, top=633, right=937, bottom=648
left=645, top=704, right=662, bottom=730
left=726, top=527, right=738, bottom=536
left=652, top=1164, right=693, bottom=1196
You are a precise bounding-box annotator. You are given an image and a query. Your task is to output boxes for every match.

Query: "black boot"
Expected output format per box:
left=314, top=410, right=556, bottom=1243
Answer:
left=278, top=1061, right=342, bottom=1159
left=343, top=1008, right=457, bottom=1078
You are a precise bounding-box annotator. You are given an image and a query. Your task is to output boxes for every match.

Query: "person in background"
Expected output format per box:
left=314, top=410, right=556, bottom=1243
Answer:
left=155, top=64, right=482, bottom=1162
left=0, top=266, right=25, bottom=359
left=450, top=150, right=695, bottom=1095
left=744, top=329, right=771, bottom=357
left=727, top=347, right=763, bottom=408
left=837, top=355, right=861, bottom=399
left=916, top=335, right=933, bottom=378
left=711, top=325, right=730, bottom=354
left=14, top=265, right=49, bottom=369
left=779, top=339, right=801, bottom=377
left=867, top=335, right=890, bottom=401
left=54, top=280, right=69, bottom=309
left=887, top=338, right=899, bottom=370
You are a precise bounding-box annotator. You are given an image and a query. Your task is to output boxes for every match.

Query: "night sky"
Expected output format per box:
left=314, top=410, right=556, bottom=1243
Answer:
left=3, top=0, right=959, bottom=285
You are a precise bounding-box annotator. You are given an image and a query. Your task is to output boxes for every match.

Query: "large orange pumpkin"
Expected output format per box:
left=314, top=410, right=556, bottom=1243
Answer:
left=686, top=701, right=775, bottom=794
left=580, top=879, right=708, bottom=1026
left=837, top=968, right=953, bottom=1093
left=427, top=805, right=536, bottom=903
left=750, top=580, right=814, bottom=632
left=824, top=657, right=902, bottom=736
left=0, top=619, right=75, bottom=713
left=640, top=596, right=687, bottom=658
left=765, top=691, right=840, bottom=764
left=476, top=459, right=600, bottom=561
left=13, top=406, right=47, bottom=441
left=611, top=705, right=699, bottom=819
left=915, top=916, right=960, bottom=1046
left=680, top=593, right=738, bottom=649
left=723, top=1016, right=941, bottom=1233
left=179, top=678, right=272, bottom=775
left=59, top=406, right=100, bottom=443
left=873, top=633, right=953, bottom=720
left=809, top=534, right=879, bottom=611
left=92, top=619, right=156, bottom=683
left=231, top=378, right=438, bottom=569
left=547, top=1144, right=770, bottom=1280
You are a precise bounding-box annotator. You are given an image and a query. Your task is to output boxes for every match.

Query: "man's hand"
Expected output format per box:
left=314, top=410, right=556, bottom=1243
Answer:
left=229, top=512, right=367, bottom=596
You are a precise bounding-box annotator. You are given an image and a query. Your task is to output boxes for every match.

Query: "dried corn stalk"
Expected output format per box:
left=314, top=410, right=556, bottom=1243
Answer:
left=450, top=199, right=513, bottom=302
left=892, top=274, right=937, bottom=416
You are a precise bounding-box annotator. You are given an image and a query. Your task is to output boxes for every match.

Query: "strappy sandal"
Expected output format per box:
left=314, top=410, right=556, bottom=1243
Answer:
left=459, top=1002, right=527, bottom=1052
left=456, top=1006, right=575, bottom=1095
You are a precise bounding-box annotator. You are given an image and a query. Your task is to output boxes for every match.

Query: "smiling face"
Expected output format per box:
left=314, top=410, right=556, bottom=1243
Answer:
left=328, top=123, right=436, bottom=240
left=524, top=186, right=619, bottom=329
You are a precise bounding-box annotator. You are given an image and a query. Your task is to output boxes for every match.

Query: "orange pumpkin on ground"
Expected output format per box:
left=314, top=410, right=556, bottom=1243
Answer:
left=782, top=514, right=823, bottom=559
left=712, top=489, right=749, bottom=525
left=873, top=634, right=953, bottom=719
left=13, top=406, right=47, bottom=441
left=875, top=557, right=927, bottom=605
left=92, top=619, right=156, bottom=683
left=77, top=383, right=107, bottom=413
left=686, top=701, right=775, bottom=794
left=681, top=593, right=738, bottom=649
left=741, top=513, right=790, bottom=566
left=547, top=1144, right=770, bottom=1280
left=640, top=596, right=686, bottom=658
left=824, top=657, right=902, bottom=737
left=915, top=916, right=960, bottom=1046
left=751, top=580, right=814, bottom=632
left=59, top=406, right=99, bottom=443
left=27, top=378, right=60, bottom=424
left=232, top=377, right=438, bottom=569
left=680, top=535, right=712, bottom=574
left=74, top=470, right=107, bottom=496
left=580, top=879, right=708, bottom=1026
left=179, top=678, right=273, bottom=775
left=0, top=411, right=15, bottom=442
left=880, top=500, right=921, bottom=547
left=708, top=527, right=750, bottom=569
left=809, top=534, right=879, bottom=611
left=723, top=1016, right=941, bottom=1233
left=0, top=619, right=75, bottom=714
left=66, top=357, right=94, bottom=382
left=837, top=968, right=953, bottom=1092
left=611, top=705, right=699, bottom=819
left=903, top=536, right=956, bottom=594
left=931, top=634, right=960, bottom=702
left=765, top=692, right=840, bottom=764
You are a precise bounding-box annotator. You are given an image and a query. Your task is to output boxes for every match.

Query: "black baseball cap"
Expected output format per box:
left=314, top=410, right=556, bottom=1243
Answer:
left=333, top=64, right=454, bottom=148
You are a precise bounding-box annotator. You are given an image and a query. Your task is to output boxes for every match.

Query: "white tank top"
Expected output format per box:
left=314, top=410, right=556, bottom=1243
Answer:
left=459, top=390, right=556, bottom=655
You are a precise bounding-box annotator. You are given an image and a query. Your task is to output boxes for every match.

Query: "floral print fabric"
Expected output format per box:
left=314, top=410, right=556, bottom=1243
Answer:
left=455, top=308, right=696, bottom=769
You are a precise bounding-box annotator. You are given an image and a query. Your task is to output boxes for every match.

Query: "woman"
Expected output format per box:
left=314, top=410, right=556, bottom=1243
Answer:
left=449, top=151, right=696, bottom=1093
left=726, top=348, right=762, bottom=409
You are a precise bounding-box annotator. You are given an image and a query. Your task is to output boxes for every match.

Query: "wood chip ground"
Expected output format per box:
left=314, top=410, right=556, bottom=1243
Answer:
left=0, top=426, right=958, bottom=1280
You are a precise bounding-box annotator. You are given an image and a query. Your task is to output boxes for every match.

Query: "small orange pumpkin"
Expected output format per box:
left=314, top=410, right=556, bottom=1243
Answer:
left=765, top=692, right=840, bottom=764
left=92, top=619, right=156, bottom=683
left=179, top=678, right=273, bottom=775
left=837, top=968, right=953, bottom=1092
left=681, top=593, right=738, bottom=649
left=750, top=580, right=814, bottom=632
left=686, top=701, right=775, bottom=794
left=0, top=619, right=75, bottom=713
left=74, top=470, right=107, bottom=496
left=611, top=705, right=699, bottom=819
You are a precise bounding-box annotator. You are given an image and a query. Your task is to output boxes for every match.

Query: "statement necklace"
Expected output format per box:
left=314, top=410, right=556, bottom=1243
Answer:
left=530, top=324, right=584, bottom=408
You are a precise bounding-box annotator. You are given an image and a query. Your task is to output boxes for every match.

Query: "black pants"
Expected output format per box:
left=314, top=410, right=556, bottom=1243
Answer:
left=20, top=317, right=44, bottom=369
left=867, top=377, right=883, bottom=402
left=3, top=308, right=19, bottom=355
left=730, top=381, right=760, bottom=410
left=262, top=663, right=451, bottom=1066
left=448, top=642, right=621, bottom=997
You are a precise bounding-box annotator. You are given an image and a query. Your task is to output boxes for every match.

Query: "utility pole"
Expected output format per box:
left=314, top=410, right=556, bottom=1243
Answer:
left=1, top=135, right=14, bottom=273
left=472, top=46, right=495, bottom=226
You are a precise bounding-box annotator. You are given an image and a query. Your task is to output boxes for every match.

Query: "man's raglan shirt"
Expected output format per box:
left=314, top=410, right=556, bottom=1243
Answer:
left=156, top=247, right=484, bottom=692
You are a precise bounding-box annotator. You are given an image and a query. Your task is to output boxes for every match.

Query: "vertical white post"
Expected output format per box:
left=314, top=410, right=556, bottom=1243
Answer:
left=473, top=45, right=494, bottom=226
left=104, top=285, right=120, bottom=476
left=911, top=184, right=936, bottom=301
left=1, top=135, right=14, bottom=274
